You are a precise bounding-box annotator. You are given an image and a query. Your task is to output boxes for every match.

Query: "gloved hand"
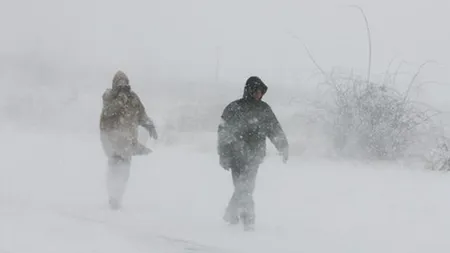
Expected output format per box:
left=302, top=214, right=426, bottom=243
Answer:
left=145, top=125, right=158, bottom=140
left=115, top=79, right=131, bottom=93
left=280, top=148, right=289, bottom=164
left=220, top=156, right=231, bottom=171
left=114, top=92, right=128, bottom=106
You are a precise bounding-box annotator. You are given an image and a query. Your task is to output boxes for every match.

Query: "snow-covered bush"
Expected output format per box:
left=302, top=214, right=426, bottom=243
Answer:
left=321, top=75, right=440, bottom=160
left=424, top=137, right=450, bottom=171
left=298, top=6, right=444, bottom=160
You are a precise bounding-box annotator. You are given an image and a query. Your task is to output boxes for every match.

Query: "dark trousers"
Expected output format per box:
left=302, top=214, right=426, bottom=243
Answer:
left=225, top=161, right=259, bottom=224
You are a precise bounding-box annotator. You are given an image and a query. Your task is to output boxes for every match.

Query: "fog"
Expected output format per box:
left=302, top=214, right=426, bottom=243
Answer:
left=2, top=0, right=448, bottom=85
left=2, top=1, right=450, bottom=251
left=0, top=0, right=449, bottom=149
left=1, top=0, right=448, bottom=157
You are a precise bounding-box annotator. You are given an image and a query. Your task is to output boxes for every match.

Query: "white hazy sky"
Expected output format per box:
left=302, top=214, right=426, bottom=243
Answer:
left=0, top=0, right=448, bottom=93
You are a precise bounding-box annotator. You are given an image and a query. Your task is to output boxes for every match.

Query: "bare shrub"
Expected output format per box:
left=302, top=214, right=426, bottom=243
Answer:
left=300, top=6, right=443, bottom=160
left=324, top=74, right=440, bottom=159
left=424, top=137, right=450, bottom=171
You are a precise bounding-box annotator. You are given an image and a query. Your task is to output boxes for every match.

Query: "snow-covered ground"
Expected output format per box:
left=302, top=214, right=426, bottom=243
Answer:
left=2, top=127, right=450, bottom=253
left=1, top=0, right=449, bottom=252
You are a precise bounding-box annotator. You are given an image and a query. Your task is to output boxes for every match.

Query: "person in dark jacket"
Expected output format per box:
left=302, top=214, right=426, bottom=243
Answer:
left=217, top=76, right=289, bottom=230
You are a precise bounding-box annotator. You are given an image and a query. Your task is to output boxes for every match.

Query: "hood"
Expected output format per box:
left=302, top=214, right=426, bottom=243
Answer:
left=112, top=70, right=130, bottom=89
left=243, top=76, right=268, bottom=99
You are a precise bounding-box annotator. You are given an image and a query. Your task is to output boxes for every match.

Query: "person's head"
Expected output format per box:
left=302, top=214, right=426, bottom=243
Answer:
left=112, top=70, right=131, bottom=92
left=243, top=76, right=267, bottom=101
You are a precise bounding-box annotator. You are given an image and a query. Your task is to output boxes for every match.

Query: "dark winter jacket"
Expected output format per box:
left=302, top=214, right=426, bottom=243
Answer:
left=217, top=77, right=289, bottom=167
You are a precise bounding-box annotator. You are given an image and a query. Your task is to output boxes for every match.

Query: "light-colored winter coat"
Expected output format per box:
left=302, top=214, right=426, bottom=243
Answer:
left=100, top=71, right=155, bottom=158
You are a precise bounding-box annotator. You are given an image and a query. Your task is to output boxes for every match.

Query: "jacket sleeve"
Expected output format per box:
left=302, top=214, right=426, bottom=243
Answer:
left=264, top=104, right=289, bottom=153
left=101, top=89, right=125, bottom=118
left=217, top=102, right=239, bottom=159
left=133, top=92, right=156, bottom=131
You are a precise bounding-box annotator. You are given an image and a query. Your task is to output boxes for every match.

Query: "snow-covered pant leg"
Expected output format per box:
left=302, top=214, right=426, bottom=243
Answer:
left=106, top=155, right=131, bottom=207
left=226, top=162, right=259, bottom=225
left=224, top=184, right=240, bottom=223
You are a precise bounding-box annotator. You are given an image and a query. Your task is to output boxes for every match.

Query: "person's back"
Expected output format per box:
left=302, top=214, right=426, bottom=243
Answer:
left=217, top=76, right=289, bottom=230
left=220, top=97, right=286, bottom=164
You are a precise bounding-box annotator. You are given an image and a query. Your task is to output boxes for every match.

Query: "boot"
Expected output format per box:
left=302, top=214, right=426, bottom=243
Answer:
left=240, top=211, right=255, bottom=231
left=108, top=197, right=121, bottom=210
